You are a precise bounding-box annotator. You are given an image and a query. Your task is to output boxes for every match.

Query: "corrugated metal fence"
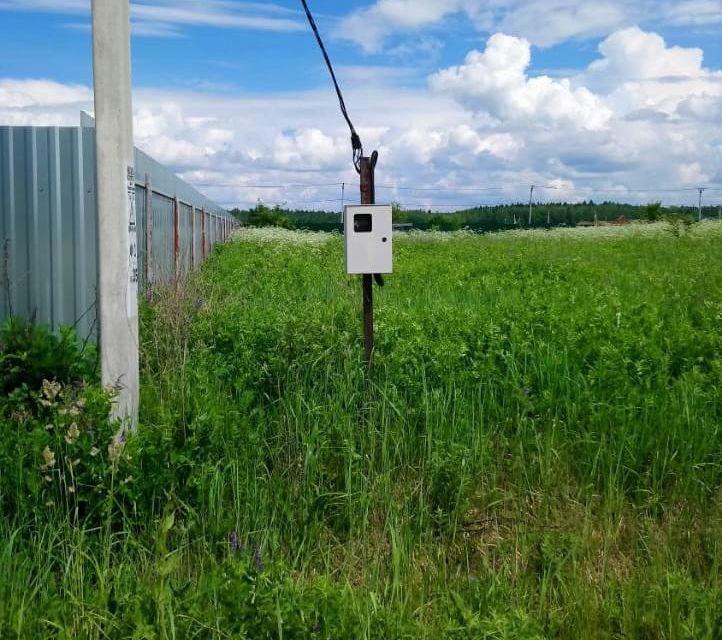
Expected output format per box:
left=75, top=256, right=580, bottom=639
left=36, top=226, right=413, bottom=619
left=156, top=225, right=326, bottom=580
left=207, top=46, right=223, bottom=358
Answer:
left=0, top=125, right=238, bottom=340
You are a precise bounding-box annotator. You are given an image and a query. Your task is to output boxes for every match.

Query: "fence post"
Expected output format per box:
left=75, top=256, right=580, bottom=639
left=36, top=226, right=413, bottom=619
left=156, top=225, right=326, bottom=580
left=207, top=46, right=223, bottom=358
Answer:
left=190, top=206, right=195, bottom=268
left=144, top=174, right=152, bottom=295
left=173, top=196, right=180, bottom=281
left=201, top=207, right=206, bottom=261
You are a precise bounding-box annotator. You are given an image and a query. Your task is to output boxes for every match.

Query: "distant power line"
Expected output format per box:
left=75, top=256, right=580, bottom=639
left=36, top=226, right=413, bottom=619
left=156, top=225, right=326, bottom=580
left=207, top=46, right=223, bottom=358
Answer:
left=196, top=182, right=344, bottom=189
left=197, top=181, right=721, bottom=195
left=376, top=185, right=503, bottom=192
left=201, top=177, right=722, bottom=211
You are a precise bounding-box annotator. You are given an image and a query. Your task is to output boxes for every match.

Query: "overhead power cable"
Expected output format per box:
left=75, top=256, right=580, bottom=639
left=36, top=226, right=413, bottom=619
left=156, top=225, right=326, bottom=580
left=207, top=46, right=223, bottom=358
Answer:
left=300, top=0, right=363, bottom=173
left=196, top=182, right=344, bottom=190
left=376, top=185, right=504, bottom=193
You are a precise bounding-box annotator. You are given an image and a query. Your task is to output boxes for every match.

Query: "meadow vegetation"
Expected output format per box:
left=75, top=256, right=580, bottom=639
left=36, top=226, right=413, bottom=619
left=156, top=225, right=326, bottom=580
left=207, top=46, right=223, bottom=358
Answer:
left=1, top=221, right=721, bottom=638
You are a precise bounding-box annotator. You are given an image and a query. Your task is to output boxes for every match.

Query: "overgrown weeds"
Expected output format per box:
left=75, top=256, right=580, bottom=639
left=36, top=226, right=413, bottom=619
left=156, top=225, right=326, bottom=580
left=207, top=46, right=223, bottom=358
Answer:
left=1, top=224, right=722, bottom=638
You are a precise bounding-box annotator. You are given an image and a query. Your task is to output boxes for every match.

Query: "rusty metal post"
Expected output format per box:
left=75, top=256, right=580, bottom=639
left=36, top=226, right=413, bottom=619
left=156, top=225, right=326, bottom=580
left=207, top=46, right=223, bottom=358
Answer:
left=190, top=206, right=195, bottom=268
left=360, top=152, right=377, bottom=365
left=201, top=207, right=207, bottom=261
left=144, top=174, right=152, bottom=296
left=173, top=196, right=180, bottom=281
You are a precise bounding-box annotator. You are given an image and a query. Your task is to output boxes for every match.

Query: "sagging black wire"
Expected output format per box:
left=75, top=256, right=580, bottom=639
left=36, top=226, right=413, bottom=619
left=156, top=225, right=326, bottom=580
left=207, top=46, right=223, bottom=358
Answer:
left=300, top=0, right=363, bottom=173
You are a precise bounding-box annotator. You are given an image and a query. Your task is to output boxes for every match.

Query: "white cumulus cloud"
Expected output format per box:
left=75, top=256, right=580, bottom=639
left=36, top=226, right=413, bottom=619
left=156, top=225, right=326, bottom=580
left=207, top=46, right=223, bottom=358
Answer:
left=430, top=34, right=612, bottom=130
left=1, top=27, right=720, bottom=209
left=337, top=0, right=722, bottom=51
left=0, top=79, right=92, bottom=109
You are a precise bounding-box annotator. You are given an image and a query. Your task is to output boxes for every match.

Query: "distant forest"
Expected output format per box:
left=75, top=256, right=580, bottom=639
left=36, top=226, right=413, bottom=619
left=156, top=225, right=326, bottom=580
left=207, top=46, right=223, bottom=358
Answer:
left=230, top=201, right=717, bottom=233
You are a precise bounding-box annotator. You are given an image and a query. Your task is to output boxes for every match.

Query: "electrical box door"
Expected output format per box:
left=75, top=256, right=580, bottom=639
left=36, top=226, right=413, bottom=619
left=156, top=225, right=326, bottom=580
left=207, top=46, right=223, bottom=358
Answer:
left=344, top=205, right=393, bottom=274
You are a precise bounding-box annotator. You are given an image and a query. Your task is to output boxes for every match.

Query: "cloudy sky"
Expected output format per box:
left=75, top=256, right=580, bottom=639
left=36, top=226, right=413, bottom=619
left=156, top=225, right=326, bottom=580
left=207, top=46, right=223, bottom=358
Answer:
left=1, top=0, right=721, bottom=210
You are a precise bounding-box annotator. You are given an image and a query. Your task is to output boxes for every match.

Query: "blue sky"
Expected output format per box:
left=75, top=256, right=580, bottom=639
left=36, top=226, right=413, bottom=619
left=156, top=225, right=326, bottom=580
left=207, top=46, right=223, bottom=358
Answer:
left=1, top=1, right=721, bottom=209
left=2, top=1, right=721, bottom=90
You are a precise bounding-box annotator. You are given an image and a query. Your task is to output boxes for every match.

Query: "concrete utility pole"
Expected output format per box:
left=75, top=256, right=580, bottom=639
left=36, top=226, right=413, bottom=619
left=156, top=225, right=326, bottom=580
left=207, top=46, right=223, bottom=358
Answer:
left=340, top=181, right=345, bottom=224
left=528, top=185, right=535, bottom=226
left=91, top=0, right=139, bottom=425
left=698, top=187, right=705, bottom=221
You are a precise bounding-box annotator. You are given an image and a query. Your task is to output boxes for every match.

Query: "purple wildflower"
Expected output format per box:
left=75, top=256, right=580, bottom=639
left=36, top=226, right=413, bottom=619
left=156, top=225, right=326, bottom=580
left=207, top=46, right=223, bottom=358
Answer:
left=522, top=387, right=531, bottom=397
left=253, top=544, right=265, bottom=572
left=311, top=620, right=323, bottom=634
left=229, top=531, right=239, bottom=552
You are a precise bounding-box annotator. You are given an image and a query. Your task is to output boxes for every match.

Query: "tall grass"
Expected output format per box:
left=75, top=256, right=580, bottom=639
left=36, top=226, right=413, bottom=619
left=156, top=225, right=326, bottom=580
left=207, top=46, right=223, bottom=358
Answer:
left=2, top=222, right=721, bottom=638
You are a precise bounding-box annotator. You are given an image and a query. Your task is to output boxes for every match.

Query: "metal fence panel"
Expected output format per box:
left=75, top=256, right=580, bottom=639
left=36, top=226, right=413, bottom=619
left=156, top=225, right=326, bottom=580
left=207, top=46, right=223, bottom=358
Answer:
left=151, top=191, right=174, bottom=284
left=0, top=124, right=237, bottom=337
left=179, top=201, right=192, bottom=275
left=193, top=208, right=202, bottom=268
left=136, top=184, right=147, bottom=292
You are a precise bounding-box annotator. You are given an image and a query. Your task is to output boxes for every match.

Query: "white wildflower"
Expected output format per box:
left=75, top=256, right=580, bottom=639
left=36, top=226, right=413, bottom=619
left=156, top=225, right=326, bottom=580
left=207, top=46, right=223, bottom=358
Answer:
left=41, top=447, right=56, bottom=470
left=42, top=379, right=62, bottom=401
left=108, top=436, right=125, bottom=463
left=65, top=423, right=80, bottom=445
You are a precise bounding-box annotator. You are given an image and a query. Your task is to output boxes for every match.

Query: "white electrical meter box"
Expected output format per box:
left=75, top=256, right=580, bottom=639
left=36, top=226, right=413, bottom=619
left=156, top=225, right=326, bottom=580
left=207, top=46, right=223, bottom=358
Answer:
left=344, top=205, right=393, bottom=274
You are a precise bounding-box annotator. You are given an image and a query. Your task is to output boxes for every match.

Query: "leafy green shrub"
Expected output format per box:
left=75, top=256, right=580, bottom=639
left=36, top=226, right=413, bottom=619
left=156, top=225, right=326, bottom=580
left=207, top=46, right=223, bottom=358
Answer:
left=0, top=317, right=97, bottom=397
left=664, top=211, right=695, bottom=237
left=0, top=319, right=129, bottom=526
left=248, top=201, right=296, bottom=229
left=644, top=201, right=663, bottom=222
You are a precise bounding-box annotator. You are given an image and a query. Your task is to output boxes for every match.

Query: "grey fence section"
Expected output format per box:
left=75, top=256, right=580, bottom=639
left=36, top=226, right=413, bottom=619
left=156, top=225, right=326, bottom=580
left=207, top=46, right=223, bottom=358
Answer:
left=0, top=125, right=238, bottom=340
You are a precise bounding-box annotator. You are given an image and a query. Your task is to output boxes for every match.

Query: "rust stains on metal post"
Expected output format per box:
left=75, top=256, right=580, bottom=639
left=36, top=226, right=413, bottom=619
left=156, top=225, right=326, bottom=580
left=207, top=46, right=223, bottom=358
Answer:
left=360, top=152, right=377, bottom=365
left=201, top=207, right=207, bottom=261
left=173, top=196, right=180, bottom=281
left=144, top=174, right=152, bottom=297
left=190, top=206, right=196, bottom=268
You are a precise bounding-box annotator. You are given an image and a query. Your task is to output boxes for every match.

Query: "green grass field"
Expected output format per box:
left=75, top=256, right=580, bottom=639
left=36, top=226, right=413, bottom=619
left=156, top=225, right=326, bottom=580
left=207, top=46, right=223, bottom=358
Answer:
left=2, top=222, right=722, bottom=638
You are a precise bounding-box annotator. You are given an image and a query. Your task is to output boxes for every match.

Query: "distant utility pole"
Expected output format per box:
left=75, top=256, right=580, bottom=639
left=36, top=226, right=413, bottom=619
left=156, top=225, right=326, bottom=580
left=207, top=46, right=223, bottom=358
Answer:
left=91, top=0, right=139, bottom=426
left=528, top=185, right=535, bottom=226
left=698, top=187, right=705, bottom=221
left=340, top=181, right=345, bottom=224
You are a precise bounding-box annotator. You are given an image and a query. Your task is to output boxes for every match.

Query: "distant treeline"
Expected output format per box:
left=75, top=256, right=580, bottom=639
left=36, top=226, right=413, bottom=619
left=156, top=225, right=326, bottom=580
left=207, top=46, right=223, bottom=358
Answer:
left=230, top=201, right=716, bottom=232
